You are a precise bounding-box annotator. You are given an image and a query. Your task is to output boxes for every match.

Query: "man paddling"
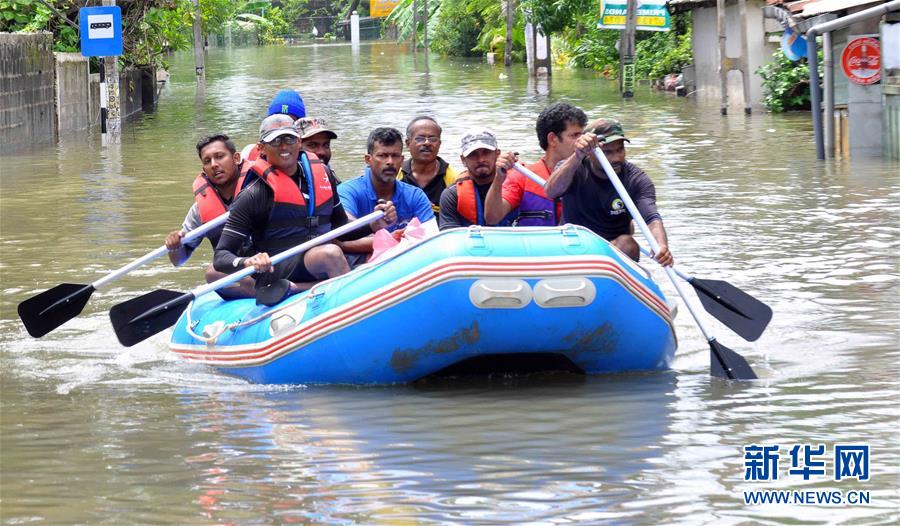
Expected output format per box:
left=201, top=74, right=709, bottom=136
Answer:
left=439, top=129, right=518, bottom=229
left=165, top=134, right=255, bottom=298
left=397, top=116, right=459, bottom=221
left=213, top=115, right=397, bottom=305
left=484, top=102, right=586, bottom=226
left=544, top=118, right=673, bottom=266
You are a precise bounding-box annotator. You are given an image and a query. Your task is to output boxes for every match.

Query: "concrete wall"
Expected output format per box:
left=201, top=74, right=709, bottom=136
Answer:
left=690, top=0, right=779, bottom=110
left=54, top=52, right=92, bottom=135
left=1, top=32, right=56, bottom=154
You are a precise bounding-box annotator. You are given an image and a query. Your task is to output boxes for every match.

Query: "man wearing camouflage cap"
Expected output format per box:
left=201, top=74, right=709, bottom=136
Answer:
left=545, top=118, right=673, bottom=266
left=439, top=128, right=519, bottom=230
left=213, top=114, right=397, bottom=305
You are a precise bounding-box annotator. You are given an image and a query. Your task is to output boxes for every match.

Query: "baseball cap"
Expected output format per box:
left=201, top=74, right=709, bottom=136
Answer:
left=460, top=128, right=499, bottom=157
left=267, top=89, right=306, bottom=119
left=587, top=118, right=630, bottom=143
left=258, top=114, right=301, bottom=143
left=296, top=116, right=338, bottom=140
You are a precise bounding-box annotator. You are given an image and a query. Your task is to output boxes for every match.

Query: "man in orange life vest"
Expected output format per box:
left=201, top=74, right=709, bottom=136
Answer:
left=484, top=102, right=588, bottom=226
left=213, top=115, right=397, bottom=305
left=165, top=134, right=255, bottom=299
left=438, top=129, right=518, bottom=230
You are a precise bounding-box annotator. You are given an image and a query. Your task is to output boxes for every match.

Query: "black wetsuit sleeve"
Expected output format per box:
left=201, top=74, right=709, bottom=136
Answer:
left=627, top=165, right=661, bottom=224
left=329, top=176, right=373, bottom=241
left=213, top=182, right=268, bottom=272
left=438, top=186, right=462, bottom=230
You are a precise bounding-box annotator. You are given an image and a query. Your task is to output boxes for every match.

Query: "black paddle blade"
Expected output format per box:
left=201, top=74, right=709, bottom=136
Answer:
left=18, top=283, right=95, bottom=338
left=710, top=339, right=758, bottom=380
left=109, top=289, right=193, bottom=347
left=691, top=278, right=773, bottom=342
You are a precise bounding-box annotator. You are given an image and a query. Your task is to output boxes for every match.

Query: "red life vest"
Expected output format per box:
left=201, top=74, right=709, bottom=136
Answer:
left=513, top=158, right=562, bottom=226
left=192, top=172, right=246, bottom=223
left=456, top=176, right=516, bottom=227
left=243, top=152, right=335, bottom=252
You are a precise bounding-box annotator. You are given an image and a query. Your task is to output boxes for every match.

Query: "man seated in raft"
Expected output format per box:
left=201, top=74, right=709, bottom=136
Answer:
left=337, top=127, right=438, bottom=264
left=396, top=116, right=459, bottom=222
left=484, top=101, right=587, bottom=227
left=213, top=115, right=397, bottom=305
left=164, top=134, right=255, bottom=299
left=544, top=117, right=673, bottom=266
left=296, top=116, right=338, bottom=169
left=439, top=129, right=519, bottom=230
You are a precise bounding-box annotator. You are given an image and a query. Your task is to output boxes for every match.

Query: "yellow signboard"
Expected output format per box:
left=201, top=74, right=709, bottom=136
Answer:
left=370, top=0, right=401, bottom=18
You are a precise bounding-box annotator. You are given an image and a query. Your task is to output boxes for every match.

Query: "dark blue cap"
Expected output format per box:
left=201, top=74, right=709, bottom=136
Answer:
left=267, top=89, right=306, bottom=119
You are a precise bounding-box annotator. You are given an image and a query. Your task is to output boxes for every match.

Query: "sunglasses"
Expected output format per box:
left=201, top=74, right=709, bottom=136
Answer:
left=265, top=135, right=299, bottom=147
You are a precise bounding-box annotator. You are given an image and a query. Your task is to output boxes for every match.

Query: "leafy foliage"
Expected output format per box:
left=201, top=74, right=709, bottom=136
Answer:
left=756, top=49, right=819, bottom=113
left=634, top=25, right=692, bottom=79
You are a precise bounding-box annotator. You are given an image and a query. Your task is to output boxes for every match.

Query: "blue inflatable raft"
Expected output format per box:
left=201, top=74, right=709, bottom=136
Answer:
left=169, top=226, right=678, bottom=384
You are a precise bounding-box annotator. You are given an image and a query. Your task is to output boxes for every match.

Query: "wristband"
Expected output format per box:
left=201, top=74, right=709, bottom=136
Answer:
left=233, top=257, right=244, bottom=268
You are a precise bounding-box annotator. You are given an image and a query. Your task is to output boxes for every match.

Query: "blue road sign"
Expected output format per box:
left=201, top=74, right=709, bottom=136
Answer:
left=80, top=6, right=122, bottom=57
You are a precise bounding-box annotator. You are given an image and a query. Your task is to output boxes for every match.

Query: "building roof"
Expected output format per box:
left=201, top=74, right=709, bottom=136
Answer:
left=669, top=0, right=884, bottom=17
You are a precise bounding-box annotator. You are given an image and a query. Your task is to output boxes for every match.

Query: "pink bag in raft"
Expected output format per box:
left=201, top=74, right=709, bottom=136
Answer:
left=368, top=218, right=429, bottom=263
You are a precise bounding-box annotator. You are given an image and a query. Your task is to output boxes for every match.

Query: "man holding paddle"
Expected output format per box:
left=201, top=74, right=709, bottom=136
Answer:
left=164, top=134, right=255, bottom=298
left=484, top=102, right=586, bottom=227
left=545, top=118, right=673, bottom=267
left=213, top=115, right=397, bottom=305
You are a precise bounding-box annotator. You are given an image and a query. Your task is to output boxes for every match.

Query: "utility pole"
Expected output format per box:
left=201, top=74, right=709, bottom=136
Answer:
left=192, top=0, right=205, bottom=80
left=505, top=0, right=514, bottom=66
left=423, top=0, right=429, bottom=51
left=100, top=0, right=120, bottom=144
left=412, top=0, right=419, bottom=52
left=620, top=0, right=637, bottom=98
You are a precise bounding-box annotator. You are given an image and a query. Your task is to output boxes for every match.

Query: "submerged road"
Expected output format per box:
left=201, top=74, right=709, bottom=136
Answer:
left=1, top=42, right=898, bottom=524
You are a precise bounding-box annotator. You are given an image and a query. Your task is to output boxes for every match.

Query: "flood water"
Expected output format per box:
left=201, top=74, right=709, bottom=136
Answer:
left=1, top=43, right=898, bottom=524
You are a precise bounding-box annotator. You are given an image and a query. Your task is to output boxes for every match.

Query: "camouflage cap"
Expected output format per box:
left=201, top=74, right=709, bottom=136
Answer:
left=587, top=118, right=630, bottom=143
left=259, top=114, right=301, bottom=143
left=460, top=128, right=499, bottom=157
left=296, top=116, right=338, bottom=140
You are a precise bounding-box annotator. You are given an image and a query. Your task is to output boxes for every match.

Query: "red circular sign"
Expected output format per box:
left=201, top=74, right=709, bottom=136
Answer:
left=841, top=37, right=881, bottom=85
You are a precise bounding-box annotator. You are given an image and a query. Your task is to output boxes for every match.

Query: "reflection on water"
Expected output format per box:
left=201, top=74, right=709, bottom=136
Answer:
left=1, top=43, right=898, bottom=523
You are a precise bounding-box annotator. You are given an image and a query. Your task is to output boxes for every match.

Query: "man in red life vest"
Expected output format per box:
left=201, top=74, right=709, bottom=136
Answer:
left=165, top=134, right=255, bottom=298
left=484, top=102, right=588, bottom=227
left=213, top=115, right=397, bottom=305
left=438, top=129, right=518, bottom=229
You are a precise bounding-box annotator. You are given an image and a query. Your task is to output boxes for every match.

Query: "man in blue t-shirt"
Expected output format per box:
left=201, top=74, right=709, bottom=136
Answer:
left=338, top=128, right=437, bottom=242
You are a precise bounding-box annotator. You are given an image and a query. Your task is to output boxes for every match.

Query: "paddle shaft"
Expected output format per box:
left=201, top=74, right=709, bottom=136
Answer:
left=92, top=213, right=230, bottom=289
left=189, top=210, right=384, bottom=299
left=587, top=148, right=716, bottom=342
left=638, top=246, right=691, bottom=281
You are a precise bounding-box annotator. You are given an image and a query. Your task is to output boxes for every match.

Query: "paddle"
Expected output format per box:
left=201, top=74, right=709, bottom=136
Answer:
left=585, top=147, right=756, bottom=379
left=514, top=161, right=770, bottom=343
left=18, top=213, right=230, bottom=338
left=637, top=247, right=771, bottom=341
left=109, top=210, right=385, bottom=347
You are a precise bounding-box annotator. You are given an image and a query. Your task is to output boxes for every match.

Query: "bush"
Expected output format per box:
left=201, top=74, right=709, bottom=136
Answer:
left=756, top=49, right=819, bottom=112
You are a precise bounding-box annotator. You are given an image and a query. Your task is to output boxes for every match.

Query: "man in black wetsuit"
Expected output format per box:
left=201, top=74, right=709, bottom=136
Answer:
left=544, top=118, right=674, bottom=266
left=213, top=114, right=396, bottom=304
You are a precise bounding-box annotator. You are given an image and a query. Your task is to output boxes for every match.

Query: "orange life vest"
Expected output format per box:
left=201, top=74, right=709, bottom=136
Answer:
left=243, top=152, right=335, bottom=251
left=456, top=176, right=517, bottom=227
left=192, top=172, right=246, bottom=223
